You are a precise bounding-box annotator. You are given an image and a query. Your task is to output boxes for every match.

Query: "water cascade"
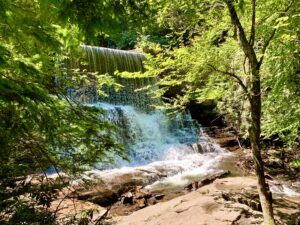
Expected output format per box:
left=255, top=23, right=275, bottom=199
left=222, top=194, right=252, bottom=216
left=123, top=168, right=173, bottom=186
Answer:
left=77, top=45, right=229, bottom=187
left=73, top=45, right=157, bottom=110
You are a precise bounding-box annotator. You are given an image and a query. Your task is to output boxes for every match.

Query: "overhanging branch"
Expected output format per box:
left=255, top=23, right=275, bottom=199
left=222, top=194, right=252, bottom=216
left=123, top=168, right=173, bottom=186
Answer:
left=208, top=64, right=250, bottom=100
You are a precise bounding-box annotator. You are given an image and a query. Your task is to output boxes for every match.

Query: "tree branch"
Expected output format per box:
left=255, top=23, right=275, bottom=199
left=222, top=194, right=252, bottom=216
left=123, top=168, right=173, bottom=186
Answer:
left=249, top=0, right=256, bottom=46
left=258, top=29, right=276, bottom=67
left=224, top=0, right=259, bottom=68
left=208, top=64, right=250, bottom=100
left=258, top=0, right=295, bottom=66
left=6, top=22, right=31, bottom=58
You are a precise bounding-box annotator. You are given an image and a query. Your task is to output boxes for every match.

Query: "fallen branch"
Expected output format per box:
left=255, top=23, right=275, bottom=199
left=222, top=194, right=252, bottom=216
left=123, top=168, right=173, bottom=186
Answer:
left=94, top=206, right=111, bottom=225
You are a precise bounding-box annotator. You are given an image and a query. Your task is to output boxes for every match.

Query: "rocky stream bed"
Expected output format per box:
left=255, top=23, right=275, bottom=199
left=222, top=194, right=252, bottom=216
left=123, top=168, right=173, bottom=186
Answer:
left=14, top=127, right=300, bottom=225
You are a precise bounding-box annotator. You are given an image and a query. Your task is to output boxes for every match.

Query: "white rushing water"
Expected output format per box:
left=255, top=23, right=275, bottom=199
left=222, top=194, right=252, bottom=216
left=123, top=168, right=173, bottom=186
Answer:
left=270, top=184, right=300, bottom=197
left=87, top=102, right=230, bottom=188
left=78, top=46, right=231, bottom=188
left=58, top=45, right=300, bottom=197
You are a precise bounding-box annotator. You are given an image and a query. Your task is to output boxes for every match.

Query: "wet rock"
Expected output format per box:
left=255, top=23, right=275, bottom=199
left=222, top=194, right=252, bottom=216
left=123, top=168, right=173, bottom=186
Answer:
left=77, top=187, right=118, bottom=207
left=147, top=197, right=157, bottom=205
left=192, top=143, right=204, bottom=153
left=134, top=187, right=152, bottom=199
left=216, top=137, right=239, bottom=148
left=201, top=170, right=230, bottom=185
left=185, top=170, right=230, bottom=191
left=122, top=192, right=134, bottom=205
left=204, top=127, right=243, bottom=152
left=292, top=181, right=300, bottom=191
left=98, top=169, right=165, bottom=193
left=185, top=183, right=194, bottom=191
left=137, top=198, right=147, bottom=209
left=153, top=194, right=165, bottom=200
left=73, top=168, right=163, bottom=207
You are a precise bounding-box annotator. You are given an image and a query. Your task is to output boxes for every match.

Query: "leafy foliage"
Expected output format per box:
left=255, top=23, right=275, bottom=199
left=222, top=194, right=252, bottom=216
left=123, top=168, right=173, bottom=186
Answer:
left=261, top=8, right=300, bottom=143
left=141, top=3, right=299, bottom=222
left=1, top=0, right=300, bottom=223
left=0, top=0, right=137, bottom=223
left=59, top=0, right=151, bottom=47
left=143, top=0, right=300, bottom=143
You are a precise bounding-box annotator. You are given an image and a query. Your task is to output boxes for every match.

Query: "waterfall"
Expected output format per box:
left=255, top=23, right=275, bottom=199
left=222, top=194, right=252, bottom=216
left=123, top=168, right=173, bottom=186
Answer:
left=72, top=45, right=230, bottom=187
left=90, top=103, right=202, bottom=167
left=73, top=45, right=157, bottom=111
left=81, top=45, right=144, bottom=73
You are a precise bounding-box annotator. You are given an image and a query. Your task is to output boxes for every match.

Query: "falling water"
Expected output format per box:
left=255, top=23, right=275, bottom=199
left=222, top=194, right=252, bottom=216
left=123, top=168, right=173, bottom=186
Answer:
left=81, top=45, right=145, bottom=73
left=90, top=102, right=203, bottom=167
left=73, top=45, right=230, bottom=188
left=71, top=45, right=157, bottom=111
left=87, top=102, right=229, bottom=189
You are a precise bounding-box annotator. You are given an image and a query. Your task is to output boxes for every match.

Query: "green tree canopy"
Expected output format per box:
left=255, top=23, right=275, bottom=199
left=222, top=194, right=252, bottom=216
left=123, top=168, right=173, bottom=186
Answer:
left=139, top=1, right=299, bottom=223
left=0, top=0, right=145, bottom=222
left=142, top=0, right=300, bottom=143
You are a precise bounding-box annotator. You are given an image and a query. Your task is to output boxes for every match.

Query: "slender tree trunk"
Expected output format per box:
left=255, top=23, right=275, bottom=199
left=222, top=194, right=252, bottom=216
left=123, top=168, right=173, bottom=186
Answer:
left=224, top=1, right=277, bottom=223
left=249, top=69, right=275, bottom=225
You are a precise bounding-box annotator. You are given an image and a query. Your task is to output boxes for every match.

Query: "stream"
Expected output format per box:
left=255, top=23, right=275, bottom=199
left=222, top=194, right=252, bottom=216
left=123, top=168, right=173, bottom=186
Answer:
left=82, top=102, right=232, bottom=195
left=71, top=45, right=299, bottom=198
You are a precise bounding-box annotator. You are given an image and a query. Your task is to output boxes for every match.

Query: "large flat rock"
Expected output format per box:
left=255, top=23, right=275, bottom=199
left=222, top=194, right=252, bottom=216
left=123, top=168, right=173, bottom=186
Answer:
left=113, top=176, right=300, bottom=225
left=114, top=177, right=260, bottom=225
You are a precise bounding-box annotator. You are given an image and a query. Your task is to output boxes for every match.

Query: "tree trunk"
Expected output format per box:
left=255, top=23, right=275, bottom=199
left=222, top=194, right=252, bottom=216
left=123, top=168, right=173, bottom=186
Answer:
left=249, top=69, right=275, bottom=225
left=224, top=1, right=276, bottom=223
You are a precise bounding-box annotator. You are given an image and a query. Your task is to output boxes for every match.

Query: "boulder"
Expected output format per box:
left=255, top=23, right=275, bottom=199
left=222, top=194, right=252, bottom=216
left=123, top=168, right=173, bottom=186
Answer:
left=121, top=192, right=134, bottom=205
left=77, top=186, right=118, bottom=206
left=184, top=170, right=230, bottom=191
left=153, top=194, right=165, bottom=200
left=191, top=143, right=204, bottom=153
left=72, top=167, right=163, bottom=207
